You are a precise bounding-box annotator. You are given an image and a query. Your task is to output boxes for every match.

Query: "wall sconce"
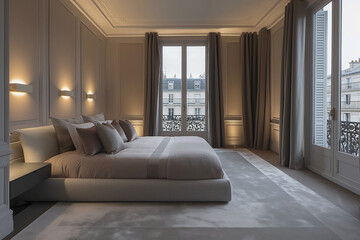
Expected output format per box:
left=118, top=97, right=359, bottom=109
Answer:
left=86, top=93, right=96, bottom=100
left=59, top=90, right=74, bottom=98
left=9, top=83, right=33, bottom=93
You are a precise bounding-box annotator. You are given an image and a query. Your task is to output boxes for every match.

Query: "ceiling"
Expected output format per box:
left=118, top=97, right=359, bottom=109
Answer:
left=70, top=0, right=289, bottom=37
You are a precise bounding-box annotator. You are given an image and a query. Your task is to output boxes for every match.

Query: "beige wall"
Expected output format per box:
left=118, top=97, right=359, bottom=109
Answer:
left=270, top=20, right=284, bottom=153
left=104, top=36, right=245, bottom=143
left=221, top=36, right=244, bottom=147
left=9, top=0, right=105, bottom=131
left=105, top=37, right=145, bottom=136
left=9, top=0, right=282, bottom=148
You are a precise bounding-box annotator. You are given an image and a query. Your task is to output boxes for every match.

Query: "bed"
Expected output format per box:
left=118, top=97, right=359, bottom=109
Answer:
left=10, top=127, right=232, bottom=202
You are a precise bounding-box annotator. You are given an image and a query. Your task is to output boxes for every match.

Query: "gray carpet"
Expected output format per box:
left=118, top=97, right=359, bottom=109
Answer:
left=12, top=149, right=360, bottom=240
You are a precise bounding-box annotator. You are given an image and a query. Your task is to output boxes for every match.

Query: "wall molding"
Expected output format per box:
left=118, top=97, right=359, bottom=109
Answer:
left=0, top=0, right=13, bottom=237
left=70, top=0, right=290, bottom=37
left=9, top=0, right=105, bottom=132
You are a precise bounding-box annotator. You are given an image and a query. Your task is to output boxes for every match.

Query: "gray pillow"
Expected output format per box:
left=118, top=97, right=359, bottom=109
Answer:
left=50, top=116, right=84, bottom=153
left=111, top=120, right=128, bottom=142
left=96, top=122, right=125, bottom=154
left=77, top=126, right=103, bottom=156
left=66, top=122, right=95, bottom=154
left=82, top=113, right=105, bottom=123
left=119, top=120, right=138, bottom=141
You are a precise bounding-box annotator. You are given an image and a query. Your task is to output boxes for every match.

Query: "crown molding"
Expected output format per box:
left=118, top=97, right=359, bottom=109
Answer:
left=70, top=0, right=289, bottom=37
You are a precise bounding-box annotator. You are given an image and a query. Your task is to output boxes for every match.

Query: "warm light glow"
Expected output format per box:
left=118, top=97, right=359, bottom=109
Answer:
left=11, top=92, right=26, bottom=96
left=10, top=79, right=26, bottom=85
left=61, top=95, right=71, bottom=99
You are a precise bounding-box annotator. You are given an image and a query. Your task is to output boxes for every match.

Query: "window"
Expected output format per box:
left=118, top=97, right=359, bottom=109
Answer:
left=161, top=44, right=207, bottom=134
left=344, top=113, right=350, bottom=122
left=194, top=81, right=201, bottom=89
left=169, top=94, right=174, bottom=103
left=195, top=94, right=200, bottom=103
left=347, top=78, right=351, bottom=88
left=345, top=94, right=351, bottom=104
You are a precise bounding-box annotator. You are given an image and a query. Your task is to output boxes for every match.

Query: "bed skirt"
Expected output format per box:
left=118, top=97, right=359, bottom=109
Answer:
left=20, top=172, right=231, bottom=202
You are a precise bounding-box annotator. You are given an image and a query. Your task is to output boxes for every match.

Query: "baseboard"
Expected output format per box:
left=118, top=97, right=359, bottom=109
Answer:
left=307, top=164, right=360, bottom=195
left=0, top=205, right=13, bottom=239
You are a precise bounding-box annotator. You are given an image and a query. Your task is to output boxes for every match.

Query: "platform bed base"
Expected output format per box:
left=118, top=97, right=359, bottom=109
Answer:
left=20, top=174, right=231, bottom=202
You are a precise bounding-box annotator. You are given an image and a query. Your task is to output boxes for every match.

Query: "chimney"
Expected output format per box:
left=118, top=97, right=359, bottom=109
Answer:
left=349, top=59, right=360, bottom=70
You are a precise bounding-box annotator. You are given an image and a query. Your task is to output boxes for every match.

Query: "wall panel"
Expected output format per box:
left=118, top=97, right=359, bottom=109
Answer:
left=270, top=20, right=283, bottom=153
left=9, top=0, right=105, bottom=131
left=105, top=38, right=144, bottom=136
left=221, top=36, right=243, bottom=146
left=49, top=0, right=76, bottom=118
left=81, top=23, right=100, bottom=116
left=9, top=0, right=40, bottom=124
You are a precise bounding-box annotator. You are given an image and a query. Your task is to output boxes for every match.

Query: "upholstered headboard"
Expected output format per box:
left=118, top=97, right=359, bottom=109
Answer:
left=10, top=132, right=25, bottom=163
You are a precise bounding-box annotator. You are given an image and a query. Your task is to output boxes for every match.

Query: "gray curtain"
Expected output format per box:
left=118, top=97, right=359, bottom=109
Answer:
left=240, top=32, right=258, bottom=148
left=254, top=28, right=271, bottom=150
left=208, top=33, right=225, bottom=148
left=280, top=0, right=307, bottom=169
left=240, top=29, right=271, bottom=150
left=144, top=32, right=161, bottom=136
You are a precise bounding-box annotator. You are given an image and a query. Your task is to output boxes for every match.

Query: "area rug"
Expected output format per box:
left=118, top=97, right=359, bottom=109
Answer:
left=12, top=149, right=360, bottom=240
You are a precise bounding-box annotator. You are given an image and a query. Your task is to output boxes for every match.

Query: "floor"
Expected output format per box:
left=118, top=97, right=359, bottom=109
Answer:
left=249, top=149, right=360, bottom=221
left=8, top=149, right=360, bottom=240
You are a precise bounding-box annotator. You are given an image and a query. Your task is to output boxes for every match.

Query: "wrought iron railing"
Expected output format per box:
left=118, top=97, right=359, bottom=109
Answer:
left=327, top=120, right=359, bottom=156
left=162, top=115, right=205, bottom=132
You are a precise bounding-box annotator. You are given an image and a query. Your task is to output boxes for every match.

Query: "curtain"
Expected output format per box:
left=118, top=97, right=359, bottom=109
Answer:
left=240, top=32, right=258, bottom=148
left=280, top=0, right=307, bottom=169
left=240, top=29, right=271, bottom=150
left=254, top=28, right=271, bottom=150
left=144, top=32, right=161, bottom=136
left=208, top=32, right=225, bottom=148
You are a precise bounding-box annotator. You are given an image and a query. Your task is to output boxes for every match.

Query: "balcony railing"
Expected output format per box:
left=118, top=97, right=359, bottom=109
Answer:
left=162, top=98, right=205, bottom=104
left=162, top=115, right=205, bottom=132
left=327, top=120, right=359, bottom=156
left=327, top=81, right=360, bottom=93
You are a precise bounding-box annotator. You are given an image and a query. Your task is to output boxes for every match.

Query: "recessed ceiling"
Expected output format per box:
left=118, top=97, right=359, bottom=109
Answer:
left=70, top=0, right=288, bottom=37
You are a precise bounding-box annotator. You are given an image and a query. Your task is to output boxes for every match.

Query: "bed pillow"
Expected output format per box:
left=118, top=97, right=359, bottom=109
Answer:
left=82, top=113, right=105, bottom=123
left=111, top=120, right=128, bottom=142
left=96, top=122, right=125, bottom=154
left=119, top=120, right=138, bottom=141
left=50, top=116, right=84, bottom=153
left=16, top=125, right=59, bottom=163
left=66, top=122, right=94, bottom=154
left=76, top=126, right=103, bottom=156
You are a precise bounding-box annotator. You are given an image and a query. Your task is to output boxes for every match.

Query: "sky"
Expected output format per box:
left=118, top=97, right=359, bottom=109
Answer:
left=162, top=46, right=205, bottom=78
left=324, top=0, right=360, bottom=74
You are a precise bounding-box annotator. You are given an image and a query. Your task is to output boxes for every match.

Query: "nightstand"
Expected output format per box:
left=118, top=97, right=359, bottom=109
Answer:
left=10, top=163, right=51, bottom=199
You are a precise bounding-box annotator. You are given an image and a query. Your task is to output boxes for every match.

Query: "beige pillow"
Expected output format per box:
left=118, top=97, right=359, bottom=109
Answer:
left=16, top=125, right=59, bottom=163
left=111, top=120, right=128, bottom=142
left=96, top=122, right=125, bottom=154
left=77, top=126, right=103, bottom=156
left=82, top=113, right=105, bottom=123
left=119, top=120, right=138, bottom=141
left=66, top=122, right=94, bottom=154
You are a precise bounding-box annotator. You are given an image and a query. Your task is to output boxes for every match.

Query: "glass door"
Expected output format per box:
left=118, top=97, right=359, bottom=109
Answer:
left=334, top=0, right=360, bottom=168
left=160, top=43, right=207, bottom=139
left=310, top=0, right=360, bottom=193
left=311, top=1, right=333, bottom=169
